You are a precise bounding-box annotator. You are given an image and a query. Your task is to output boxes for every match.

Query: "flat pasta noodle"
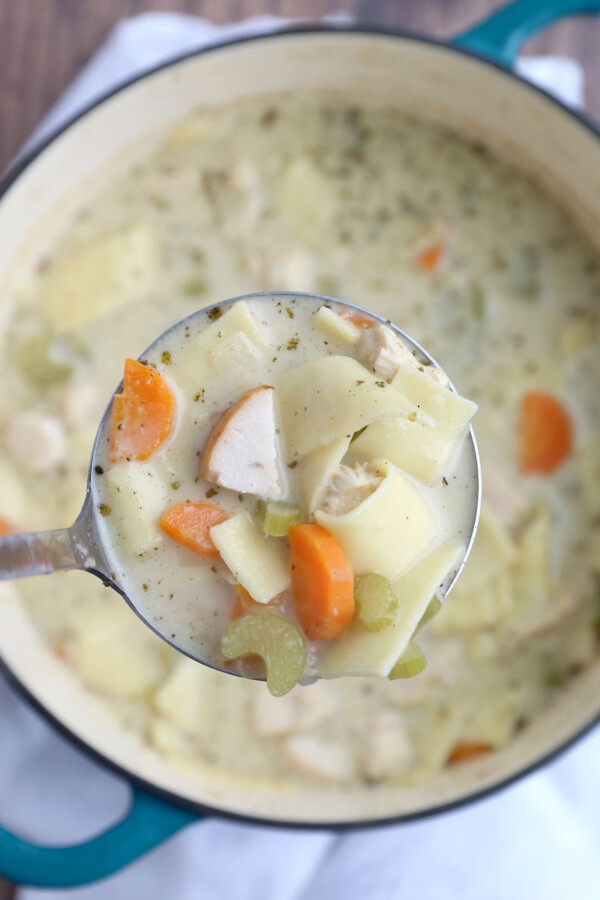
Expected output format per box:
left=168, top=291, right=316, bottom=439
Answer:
left=319, top=541, right=465, bottom=678
left=277, top=356, right=415, bottom=459
left=105, top=462, right=169, bottom=556
left=350, top=415, right=459, bottom=486
left=316, top=461, right=438, bottom=581
left=392, top=365, right=477, bottom=437
left=299, top=435, right=351, bottom=515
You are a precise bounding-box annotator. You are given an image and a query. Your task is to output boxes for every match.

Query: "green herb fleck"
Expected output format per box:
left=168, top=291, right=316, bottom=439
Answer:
left=206, top=487, right=218, bottom=499
left=161, top=351, right=172, bottom=365
left=98, top=503, right=111, bottom=517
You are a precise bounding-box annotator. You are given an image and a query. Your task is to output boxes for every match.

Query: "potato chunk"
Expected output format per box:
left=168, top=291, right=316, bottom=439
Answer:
left=210, top=513, right=290, bottom=604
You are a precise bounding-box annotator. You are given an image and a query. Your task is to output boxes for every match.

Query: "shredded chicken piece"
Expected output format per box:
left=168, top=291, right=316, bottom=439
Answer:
left=356, top=323, right=449, bottom=386
left=483, top=462, right=527, bottom=530
left=244, top=246, right=314, bottom=292
left=251, top=682, right=334, bottom=737
left=283, top=735, right=354, bottom=783
left=321, top=462, right=382, bottom=516
left=3, top=412, right=67, bottom=473
left=360, top=711, right=413, bottom=780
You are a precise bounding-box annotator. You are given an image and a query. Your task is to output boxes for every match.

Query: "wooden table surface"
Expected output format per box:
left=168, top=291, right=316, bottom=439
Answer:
left=0, top=0, right=599, bottom=895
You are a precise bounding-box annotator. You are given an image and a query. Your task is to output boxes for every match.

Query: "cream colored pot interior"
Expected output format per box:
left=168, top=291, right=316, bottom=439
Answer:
left=1, top=32, right=600, bottom=825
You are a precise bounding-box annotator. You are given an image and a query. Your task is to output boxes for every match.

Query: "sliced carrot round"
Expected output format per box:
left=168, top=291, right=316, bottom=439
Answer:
left=414, top=238, right=447, bottom=274
left=447, top=742, right=493, bottom=765
left=110, top=358, right=176, bottom=463
left=160, top=501, right=228, bottom=557
left=520, top=392, right=573, bottom=475
left=289, top=522, right=354, bottom=641
left=0, top=517, right=14, bottom=537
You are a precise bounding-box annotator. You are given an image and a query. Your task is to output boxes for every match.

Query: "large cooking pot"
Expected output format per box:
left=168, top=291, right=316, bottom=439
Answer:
left=1, top=0, right=600, bottom=887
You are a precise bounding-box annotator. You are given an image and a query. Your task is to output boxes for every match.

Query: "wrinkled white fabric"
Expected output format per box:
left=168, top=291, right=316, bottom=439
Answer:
left=0, top=12, right=595, bottom=900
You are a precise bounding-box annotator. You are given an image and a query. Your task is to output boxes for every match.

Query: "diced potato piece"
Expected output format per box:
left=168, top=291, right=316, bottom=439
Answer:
left=209, top=331, right=263, bottom=379
left=150, top=718, right=197, bottom=758
left=350, top=416, right=459, bottom=486
left=316, top=461, right=437, bottom=581
left=153, top=658, right=216, bottom=738
left=313, top=306, right=360, bottom=347
left=173, top=301, right=265, bottom=396
left=0, top=457, right=25, bottom=521
left=393, top=365, right=477, bottom=437
left=277, top=356, right=414, bottom=459
left=210, top=513, right=290, bottom=604
left=300, top=436, right=351, bottom=515
left=278, top=156, right=336, bottom=238
left=283, top=735, right=354, bottom=783
left=69, top=624, right=169, bottom=699
left=104, top=462, right=169, bottom=556
left=319, top=541, right=464, bottom=678
left=45, top=224, right=156, bottom=331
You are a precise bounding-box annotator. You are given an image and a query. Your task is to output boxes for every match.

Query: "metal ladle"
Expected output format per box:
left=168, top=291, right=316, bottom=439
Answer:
left=0, top=292, right=481, bottom=677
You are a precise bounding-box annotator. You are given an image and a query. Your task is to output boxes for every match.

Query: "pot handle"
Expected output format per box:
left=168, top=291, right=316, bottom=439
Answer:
left=454, top=0, right=600, bottom=65
left=0, top=786, right=198, bottom=887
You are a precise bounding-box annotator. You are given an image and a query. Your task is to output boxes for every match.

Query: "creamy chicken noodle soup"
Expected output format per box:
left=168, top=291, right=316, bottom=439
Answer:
left=91, top=295, right=477, bottom=693
left=2, top=96, right=599, bottom=785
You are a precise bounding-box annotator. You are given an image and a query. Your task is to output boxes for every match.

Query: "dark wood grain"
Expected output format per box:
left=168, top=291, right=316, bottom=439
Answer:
left=0, top=1, right=599, bottom=896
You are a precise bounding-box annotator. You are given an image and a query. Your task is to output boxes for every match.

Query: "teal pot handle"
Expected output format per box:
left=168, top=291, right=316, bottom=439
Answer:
left=454, top=0, right=600, bottom=65
left=0, top=786, right=198, bottom=887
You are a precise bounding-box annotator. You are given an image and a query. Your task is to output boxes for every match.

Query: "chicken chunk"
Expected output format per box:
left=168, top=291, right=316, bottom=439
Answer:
left=245, top=246, right=314, bottom=292
left=321, top=462, right=382, bottom=516
left=360, top=711, right=413, bottom=780
left=61, top=381, right=98, bottom=429
left=483, top=461, right=527, bottom=530
left=251, top=682, right=334, bottom=737
left=357, top=323, right=449, bottom=386
left=283, top=735, right=354, bottom=783
left=3, top=412, right=67, bottom=473
left=200, top=385, right=282, bottom=497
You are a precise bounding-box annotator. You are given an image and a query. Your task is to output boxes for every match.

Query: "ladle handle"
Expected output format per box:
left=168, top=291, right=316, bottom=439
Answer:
left=0, top=528, right=78, bottom=580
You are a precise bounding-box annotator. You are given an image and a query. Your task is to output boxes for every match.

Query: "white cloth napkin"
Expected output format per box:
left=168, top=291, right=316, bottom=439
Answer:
left=0, top=12, right=596, bottom=899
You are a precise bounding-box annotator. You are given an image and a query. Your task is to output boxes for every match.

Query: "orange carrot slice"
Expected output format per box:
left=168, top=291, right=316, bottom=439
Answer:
left=415, top=238, right=447, bottom=275
left=110, top=358, right=176, bottom=463
left=338, top=308, right=376, bottom=330
left=160, top=501, right=228, bottom=557
left=230, top=585, right=282, bottom=622
left=447, top=742, right=493, bottom=765
left=289, top=523, right=354, bottom=641
left=0, top=517, right=14, bottom=537
left=520, top=392, right=573, bottom=475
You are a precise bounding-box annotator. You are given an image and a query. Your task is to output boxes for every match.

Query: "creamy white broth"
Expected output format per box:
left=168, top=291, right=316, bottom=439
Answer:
left=90, top=295, right=477, bottom=679
left=1, top=95, right=599, bottom=786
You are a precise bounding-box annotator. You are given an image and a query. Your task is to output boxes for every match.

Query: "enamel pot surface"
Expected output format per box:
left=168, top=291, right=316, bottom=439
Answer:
left=1, top=0, right=600, bottom=887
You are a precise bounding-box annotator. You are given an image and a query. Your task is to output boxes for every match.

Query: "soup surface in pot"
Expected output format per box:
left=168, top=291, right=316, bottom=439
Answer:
left=1, top=96, right=599, bottom=788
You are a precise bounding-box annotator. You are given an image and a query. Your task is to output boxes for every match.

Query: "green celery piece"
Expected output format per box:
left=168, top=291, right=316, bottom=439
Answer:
left=221, top=612, right=307, bottom=697
left=415, top=596, right=442, bottom=633
left=388, top=642, right=427, bottom=680
left=256, top=499, right=302, bottom=537
left=354, top=572, right=398, bottom=631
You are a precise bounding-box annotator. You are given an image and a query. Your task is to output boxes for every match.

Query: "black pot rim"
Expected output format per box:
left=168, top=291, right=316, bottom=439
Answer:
left=1, top=22, right=599, bottom=831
